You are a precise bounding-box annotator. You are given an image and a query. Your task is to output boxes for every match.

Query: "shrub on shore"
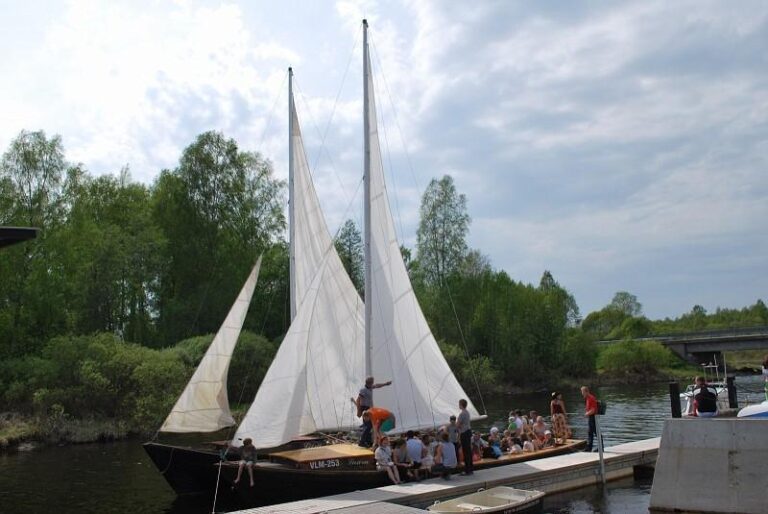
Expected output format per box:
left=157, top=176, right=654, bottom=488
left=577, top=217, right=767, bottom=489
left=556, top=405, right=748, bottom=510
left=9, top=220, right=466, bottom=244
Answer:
left=0, top=330, right=276, bottom=444
left=597, top=339, right=682, bottom=376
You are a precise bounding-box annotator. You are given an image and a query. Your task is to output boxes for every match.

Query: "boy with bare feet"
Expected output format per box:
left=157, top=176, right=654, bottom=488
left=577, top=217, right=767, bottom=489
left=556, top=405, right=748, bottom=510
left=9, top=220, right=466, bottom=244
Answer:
left=234, top=438, right=256, bottom=487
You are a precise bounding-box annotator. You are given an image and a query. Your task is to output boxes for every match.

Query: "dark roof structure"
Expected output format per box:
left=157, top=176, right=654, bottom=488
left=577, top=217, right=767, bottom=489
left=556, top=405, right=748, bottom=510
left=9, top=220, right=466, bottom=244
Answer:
left=0, top=227, right=39, bottom=249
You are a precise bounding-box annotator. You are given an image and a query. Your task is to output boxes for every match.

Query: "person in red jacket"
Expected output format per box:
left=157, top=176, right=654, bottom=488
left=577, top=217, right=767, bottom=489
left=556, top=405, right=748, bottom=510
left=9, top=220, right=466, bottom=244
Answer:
left=581, top=386, right=598, bottom=452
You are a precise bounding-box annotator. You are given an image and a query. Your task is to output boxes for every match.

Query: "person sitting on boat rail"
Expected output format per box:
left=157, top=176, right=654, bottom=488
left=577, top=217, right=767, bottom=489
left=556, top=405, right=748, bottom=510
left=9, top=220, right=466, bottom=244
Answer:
left=392, top=438, right=414, bottom=480
left=375, top=436, right=401, bottom=484
left=532, top=416, right=548, bottom=446
left=471, top=431, right=487, bottom=461
left=487, top=427, right=503, bottom=458
left=508, top=410, right=524, bottom=438
left=405, top=430, right=425, bottom=474
left=693, top=376, right=719, bottom=418
left=233, top=438, right=256, bottom=487
left=353, top=376, right=392, bottom=417
left=521, top=434, right=536, bottom=453
left=432, top=432, right=458, bottom=480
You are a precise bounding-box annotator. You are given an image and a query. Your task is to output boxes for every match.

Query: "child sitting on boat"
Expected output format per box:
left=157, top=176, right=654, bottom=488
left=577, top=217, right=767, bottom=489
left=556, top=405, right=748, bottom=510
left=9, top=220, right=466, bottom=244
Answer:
left=521, top=434, right=536, bottom=453
left=471, top=431, right=487, bottom=461
left=234, top=438, right=256, bottom=487
left=375, top=436, right=401, bottom=484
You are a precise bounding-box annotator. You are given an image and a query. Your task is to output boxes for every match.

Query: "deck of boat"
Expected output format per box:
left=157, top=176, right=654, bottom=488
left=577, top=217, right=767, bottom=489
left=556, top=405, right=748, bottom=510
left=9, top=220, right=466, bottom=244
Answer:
left=271, top=443, right=374, bottom=462
left=231, top=438, right=660, bottom=514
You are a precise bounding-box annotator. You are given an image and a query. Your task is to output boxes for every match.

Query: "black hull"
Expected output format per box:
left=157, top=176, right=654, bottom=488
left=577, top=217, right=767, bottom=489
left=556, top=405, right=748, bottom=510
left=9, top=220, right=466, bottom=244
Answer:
left=144, top=436, right=329, bottom=496
left=143, top=442, right=223, bottom=495
left=227, top=465, right=391, bottom=506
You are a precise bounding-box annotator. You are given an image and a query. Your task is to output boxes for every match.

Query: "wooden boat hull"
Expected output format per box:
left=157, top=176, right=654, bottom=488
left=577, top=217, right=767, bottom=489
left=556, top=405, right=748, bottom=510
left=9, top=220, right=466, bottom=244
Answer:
left=222, top=440, right=585, bottom=507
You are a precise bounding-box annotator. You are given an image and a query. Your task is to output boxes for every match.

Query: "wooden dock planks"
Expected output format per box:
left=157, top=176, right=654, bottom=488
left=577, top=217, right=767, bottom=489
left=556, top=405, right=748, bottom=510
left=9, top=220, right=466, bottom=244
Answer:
left=233, top=438, right=660, bottom=514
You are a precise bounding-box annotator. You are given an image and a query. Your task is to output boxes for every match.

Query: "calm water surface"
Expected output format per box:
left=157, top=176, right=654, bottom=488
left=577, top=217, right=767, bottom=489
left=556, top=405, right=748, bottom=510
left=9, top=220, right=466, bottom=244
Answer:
left=1, top=375, right=764, bottom=514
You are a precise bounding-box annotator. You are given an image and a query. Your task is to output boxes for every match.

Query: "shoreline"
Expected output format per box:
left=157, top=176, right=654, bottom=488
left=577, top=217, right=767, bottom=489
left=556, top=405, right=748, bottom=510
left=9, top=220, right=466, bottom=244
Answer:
left=3, top=371, right=760, bottom=452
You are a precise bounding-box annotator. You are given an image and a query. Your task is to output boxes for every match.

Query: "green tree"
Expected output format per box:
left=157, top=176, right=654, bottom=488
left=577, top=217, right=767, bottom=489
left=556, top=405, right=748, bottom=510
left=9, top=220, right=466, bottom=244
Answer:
left=56, top=170, right=164, bottom=343
left=334, top=219, right=364, bottom=294
left=610, top=291, right=642, bottom=317
left=416, top=175, right=470, bottom=285
left=0, top=131, right=70, bottom=356
left=152, top=131, right=285, bottom=345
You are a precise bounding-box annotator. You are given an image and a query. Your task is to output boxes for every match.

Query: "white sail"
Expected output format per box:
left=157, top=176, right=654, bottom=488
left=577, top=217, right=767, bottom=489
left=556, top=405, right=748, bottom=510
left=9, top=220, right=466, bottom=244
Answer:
left=364, top=43, right=481, bottom=431
left=160, top=256, right=262, bottom=433
left=234, top=96, right=366, bottom=449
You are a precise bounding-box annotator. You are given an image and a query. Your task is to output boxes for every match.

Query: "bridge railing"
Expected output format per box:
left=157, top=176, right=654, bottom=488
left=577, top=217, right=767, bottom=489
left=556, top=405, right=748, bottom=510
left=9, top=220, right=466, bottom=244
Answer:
left=598, top=325, right=768, bottom=346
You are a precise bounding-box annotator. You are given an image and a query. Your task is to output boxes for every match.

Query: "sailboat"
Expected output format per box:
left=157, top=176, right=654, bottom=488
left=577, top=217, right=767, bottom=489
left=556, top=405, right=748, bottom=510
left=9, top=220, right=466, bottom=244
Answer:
left=146, top=19, right=583, bottom=505
left=216, top=20, right=583, bottom=505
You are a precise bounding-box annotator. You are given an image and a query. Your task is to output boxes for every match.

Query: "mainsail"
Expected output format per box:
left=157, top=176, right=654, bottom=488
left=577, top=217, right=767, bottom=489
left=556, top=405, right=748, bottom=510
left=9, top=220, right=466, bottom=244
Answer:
left=161, top=256, right=263, bottom=433
left=362, top=21, right=481, bottom=431
left=234, top=87, right=366, bottom=449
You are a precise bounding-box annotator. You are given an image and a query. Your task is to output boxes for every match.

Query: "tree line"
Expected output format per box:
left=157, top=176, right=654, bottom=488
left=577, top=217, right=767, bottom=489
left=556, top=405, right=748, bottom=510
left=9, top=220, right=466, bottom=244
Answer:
left=2, top=129, right=765, bottom=434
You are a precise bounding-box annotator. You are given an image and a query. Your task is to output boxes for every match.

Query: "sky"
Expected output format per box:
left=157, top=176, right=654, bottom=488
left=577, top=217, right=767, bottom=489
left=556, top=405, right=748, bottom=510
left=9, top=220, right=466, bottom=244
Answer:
left=1, top=0, right=766, bottom=320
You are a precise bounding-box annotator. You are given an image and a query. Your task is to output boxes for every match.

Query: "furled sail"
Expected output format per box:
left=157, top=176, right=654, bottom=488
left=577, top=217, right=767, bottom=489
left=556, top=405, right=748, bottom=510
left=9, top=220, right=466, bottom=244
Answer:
left=364, top=48, right=481, bottom=431
left=234, top=96, right=365, bottom=449
left=161, top=256, right=262, bottom=433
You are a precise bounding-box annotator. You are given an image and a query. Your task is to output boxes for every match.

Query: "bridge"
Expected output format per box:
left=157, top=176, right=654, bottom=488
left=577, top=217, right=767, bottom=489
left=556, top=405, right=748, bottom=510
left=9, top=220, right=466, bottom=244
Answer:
left=599, top=326, right=768, bottom=366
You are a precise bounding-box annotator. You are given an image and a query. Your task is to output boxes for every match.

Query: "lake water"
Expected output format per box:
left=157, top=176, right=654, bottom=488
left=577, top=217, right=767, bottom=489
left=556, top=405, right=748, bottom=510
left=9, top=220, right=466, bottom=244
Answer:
left=1, top=375, right=764, bottom=513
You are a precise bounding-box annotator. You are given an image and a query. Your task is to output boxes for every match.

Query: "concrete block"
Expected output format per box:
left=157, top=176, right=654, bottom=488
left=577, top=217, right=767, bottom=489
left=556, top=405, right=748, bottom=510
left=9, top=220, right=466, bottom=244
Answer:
left=650, top=418, right=768, bottom=513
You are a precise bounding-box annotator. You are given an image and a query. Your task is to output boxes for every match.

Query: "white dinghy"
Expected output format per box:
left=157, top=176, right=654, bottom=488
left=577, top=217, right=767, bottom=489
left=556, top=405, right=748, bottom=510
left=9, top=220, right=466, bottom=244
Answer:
left=428, top=486, right=546, bottom=514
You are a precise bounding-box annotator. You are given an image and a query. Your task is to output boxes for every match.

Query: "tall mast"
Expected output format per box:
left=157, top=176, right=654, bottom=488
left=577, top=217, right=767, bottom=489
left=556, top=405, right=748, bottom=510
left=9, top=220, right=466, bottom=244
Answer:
left=363, top=20, right=372, bottom=378
left=288, top=67, right=297, bottom=321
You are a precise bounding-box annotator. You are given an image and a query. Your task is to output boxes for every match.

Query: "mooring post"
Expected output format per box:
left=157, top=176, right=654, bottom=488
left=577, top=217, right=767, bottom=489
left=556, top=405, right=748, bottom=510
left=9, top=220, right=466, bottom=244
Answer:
left=669, top=381, right=681, bottom=418
left=726, top=375, right=738, bottom=408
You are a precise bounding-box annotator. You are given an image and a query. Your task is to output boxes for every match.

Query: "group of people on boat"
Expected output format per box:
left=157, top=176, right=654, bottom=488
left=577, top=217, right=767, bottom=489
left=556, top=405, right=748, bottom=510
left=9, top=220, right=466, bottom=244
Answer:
left=352, top=376, right=579, bottom=484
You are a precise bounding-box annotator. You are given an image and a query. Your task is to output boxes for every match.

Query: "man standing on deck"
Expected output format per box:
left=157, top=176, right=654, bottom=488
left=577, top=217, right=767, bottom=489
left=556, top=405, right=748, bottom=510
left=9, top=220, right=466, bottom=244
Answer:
left=581, top=386, right=598, bottom=452
left=353, top=376, right=392, bottom=417
left=457, top=398, right=473, bottom=475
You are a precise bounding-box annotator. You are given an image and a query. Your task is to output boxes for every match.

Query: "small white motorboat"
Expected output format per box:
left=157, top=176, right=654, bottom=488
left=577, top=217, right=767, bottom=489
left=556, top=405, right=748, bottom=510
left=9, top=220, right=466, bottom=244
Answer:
left=679, top=358, right=731, bottom=415
left=427, top=486, right=545, bottom=513
left=737, top=400, right=768, bottom=418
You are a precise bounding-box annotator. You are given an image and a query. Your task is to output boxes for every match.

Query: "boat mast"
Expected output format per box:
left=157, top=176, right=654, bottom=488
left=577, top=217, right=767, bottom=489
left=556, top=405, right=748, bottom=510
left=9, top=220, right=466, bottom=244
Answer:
left=288, top=67, right=297, bottom=321
left=363, top=19, right=372, bottom=377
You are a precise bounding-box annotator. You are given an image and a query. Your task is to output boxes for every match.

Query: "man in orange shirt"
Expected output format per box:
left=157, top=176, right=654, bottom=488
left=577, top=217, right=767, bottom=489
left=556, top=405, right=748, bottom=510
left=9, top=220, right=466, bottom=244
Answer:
left=581, top=386, right=598, bottom=452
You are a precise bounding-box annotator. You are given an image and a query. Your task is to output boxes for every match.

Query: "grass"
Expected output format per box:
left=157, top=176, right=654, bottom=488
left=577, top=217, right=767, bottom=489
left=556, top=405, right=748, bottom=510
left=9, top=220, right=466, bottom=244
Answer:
left=0, top=412, right=130, bottom=450
left=724, top=350, right=766, bottom=371
left=0, top=414, right=42, bottom=449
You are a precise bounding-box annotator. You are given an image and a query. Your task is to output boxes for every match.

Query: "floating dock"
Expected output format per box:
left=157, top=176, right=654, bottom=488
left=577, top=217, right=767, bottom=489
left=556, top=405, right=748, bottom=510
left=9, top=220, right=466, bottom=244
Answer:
left=233, top=438, right=659, bottom=514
